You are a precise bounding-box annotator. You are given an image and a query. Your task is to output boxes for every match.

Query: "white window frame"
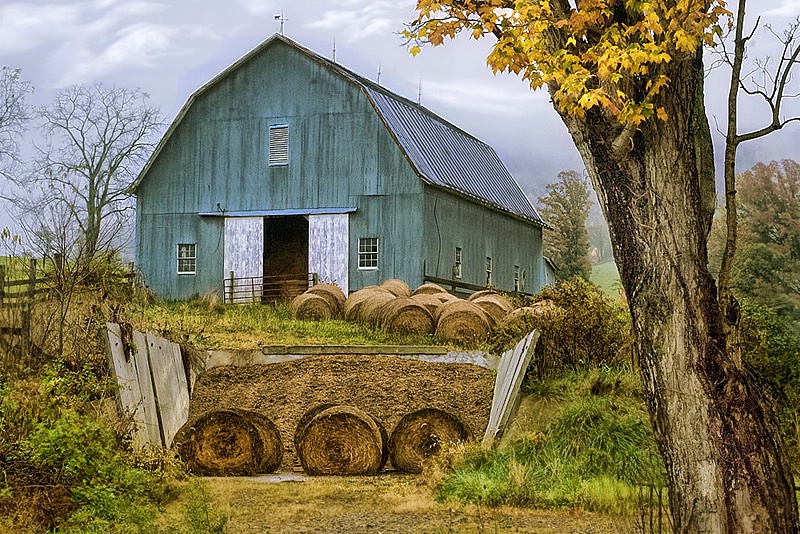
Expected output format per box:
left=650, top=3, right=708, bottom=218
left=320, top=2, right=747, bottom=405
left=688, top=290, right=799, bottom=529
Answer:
left=486, top=256, right=493, bottom=286
left=513, top=265, right=520, bottom=292
left=358, top=237, right=379, bottom=270
left=454, top=247, right=463, bottom=279
left=177, top=243, right=196, bottom=275
left=269, top=124, right=289, bottom=166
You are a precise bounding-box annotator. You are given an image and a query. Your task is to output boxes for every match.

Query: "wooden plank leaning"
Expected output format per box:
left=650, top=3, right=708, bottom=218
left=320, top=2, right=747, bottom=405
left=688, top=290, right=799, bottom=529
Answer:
left=131, top=330, right=163, bottom=448
left=482, top=329, right=540, bottom=448
left=145, top=331, right=190, bottom=448
left=105, top=323, right=150, bottom=449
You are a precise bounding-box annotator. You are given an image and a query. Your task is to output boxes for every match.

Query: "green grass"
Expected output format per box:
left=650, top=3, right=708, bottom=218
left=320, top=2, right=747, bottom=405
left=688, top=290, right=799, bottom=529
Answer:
left=132, top=299, right=445, bottom=351
left=435, top=366, right=665, bottom=514
left=591, top=261, right=622, bottom=298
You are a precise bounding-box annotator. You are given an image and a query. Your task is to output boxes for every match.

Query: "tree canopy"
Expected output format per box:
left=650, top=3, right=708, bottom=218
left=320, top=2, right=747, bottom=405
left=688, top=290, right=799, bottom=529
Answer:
left=538, top=170, right=592, bottom=280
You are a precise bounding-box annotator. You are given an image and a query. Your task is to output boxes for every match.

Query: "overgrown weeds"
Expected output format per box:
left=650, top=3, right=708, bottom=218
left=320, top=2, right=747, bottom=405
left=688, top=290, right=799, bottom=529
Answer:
left=432, top=366, right=665, bottom=515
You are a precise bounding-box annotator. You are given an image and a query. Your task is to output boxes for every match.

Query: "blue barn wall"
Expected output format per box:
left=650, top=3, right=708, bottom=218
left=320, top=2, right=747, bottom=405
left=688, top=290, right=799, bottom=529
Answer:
left=135, top=36, right=545, bottom=299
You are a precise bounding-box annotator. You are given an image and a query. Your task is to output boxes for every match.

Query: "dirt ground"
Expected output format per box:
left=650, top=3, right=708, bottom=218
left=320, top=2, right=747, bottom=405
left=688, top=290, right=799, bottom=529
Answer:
left=187, top=473, right=627, bottom=534
left=188, top=355, right=495, bottom=469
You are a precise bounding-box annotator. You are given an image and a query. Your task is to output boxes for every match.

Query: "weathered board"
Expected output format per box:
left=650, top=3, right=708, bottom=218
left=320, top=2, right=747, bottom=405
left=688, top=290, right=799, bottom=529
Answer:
left=224, top=216, right=265, bottom=301
left=308, top=213, right=349, bottom=294
left=482, top=329, right=539, bottom=448
left=145, top=331, right=190, bottom=447
left=105, top=324, right=190, bottom=449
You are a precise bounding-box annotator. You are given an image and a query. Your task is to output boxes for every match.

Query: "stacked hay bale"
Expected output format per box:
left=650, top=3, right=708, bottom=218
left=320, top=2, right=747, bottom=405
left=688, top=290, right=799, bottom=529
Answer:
left=291, top=283, right=346, bottom=320
left=294, top=278, right=525, bottom=347
left=434, top=299, right=493, bottom=344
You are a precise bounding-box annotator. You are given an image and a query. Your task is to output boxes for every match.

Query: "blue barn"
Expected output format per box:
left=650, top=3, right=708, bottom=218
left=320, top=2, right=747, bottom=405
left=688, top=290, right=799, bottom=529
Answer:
left=133, top=34, right=547, bottom=301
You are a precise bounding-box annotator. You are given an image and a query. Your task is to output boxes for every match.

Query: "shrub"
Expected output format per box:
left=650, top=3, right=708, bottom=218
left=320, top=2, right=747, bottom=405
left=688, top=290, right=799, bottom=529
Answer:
left=739, top=302, right=800, bottom=466
left=491, top=279, right=631, bottom=378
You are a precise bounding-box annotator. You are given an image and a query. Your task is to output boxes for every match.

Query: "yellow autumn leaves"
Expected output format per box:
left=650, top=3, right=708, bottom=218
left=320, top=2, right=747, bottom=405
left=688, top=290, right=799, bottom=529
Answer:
left=406, top=0, right=731, bottom=125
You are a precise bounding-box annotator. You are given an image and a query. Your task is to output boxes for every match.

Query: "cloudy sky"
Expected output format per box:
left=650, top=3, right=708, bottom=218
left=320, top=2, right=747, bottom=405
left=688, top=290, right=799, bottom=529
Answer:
left=1, top=0, right=799, bottom=232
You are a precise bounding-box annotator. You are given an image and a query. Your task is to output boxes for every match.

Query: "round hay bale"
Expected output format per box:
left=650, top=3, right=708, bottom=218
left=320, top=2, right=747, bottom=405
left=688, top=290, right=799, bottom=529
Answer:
left=435, top=300, right=492, bottom=344
left=307, top=283, right=346, bottom=317
left=389, top=409, right=469, bottom=474
left=379, top=279, right=412, bottom=297
left=467, top=289, right=500, bottom=302
left=383, top=298, right=435, bottom=335
left=411, top=282, right=446, bottom=296
left=410, top=293, right=444, bottom=316
left=435, top=292, right=459, bottom=304
left=173, top=409, right=283, bottom=476
left=295, top=405, right=386, bottom=476
left=343, top=287, right=388, bottom=322
left=291, top=292, right=334, bottom=321
left=359, top=291, right=397, bottom=325
left=472, top=294, right=514, bottom=325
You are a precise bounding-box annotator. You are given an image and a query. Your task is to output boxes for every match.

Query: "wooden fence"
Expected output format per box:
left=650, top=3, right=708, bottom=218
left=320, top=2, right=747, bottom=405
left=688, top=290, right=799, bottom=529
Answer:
left=0, top=259, right=45, bottom=365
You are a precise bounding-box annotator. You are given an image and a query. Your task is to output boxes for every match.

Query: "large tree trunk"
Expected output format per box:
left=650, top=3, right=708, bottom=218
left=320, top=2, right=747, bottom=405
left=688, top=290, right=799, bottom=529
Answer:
left=557, top=52, right=799, bottom=532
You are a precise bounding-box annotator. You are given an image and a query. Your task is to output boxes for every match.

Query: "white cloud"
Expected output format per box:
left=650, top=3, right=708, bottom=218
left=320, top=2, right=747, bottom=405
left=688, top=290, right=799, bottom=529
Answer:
left=422, top=78, right=548, bottom=117
left=53, top=23, right=207, bottom=86
left=762, top=0, right=800, bottom=17
left=0, top=3, right=83, bottom=55
left=238, top=0, right=278, bottom=17
left=304, top=1, right=408, bottom=43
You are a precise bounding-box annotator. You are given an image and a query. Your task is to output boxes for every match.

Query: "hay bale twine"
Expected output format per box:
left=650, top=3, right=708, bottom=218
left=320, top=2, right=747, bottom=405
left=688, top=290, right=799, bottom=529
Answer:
left=343, top=287, right=388, bottom=322
left=379, top=278, right=412, bottom=297
left=411, top=282, right=446, bottom=296
left=359, top=290, right=397, bottom=325
left=295, top=405, right=387, bottom=476
left=472, top=294, right=514, bottom=325
left=383, top=298, right=435, bottom=335
left=307, top=283, right=346, bottom=317
left=435, top=299, right=492, bottom=344
left=389, top=408, right=469, bottom=474
left=173, top=409, right=283, bottom=476
left=410, top=293, right=444, bottom=316
left=291, top=292, right=334, bottom=321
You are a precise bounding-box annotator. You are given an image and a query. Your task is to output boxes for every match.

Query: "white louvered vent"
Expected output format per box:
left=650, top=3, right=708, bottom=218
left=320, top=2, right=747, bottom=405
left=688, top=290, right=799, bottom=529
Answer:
left=269, top=125, right=289, bottom=166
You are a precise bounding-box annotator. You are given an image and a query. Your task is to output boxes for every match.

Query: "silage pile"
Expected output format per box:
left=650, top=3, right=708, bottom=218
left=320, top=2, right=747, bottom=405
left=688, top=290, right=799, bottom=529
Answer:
left=291, top=279, right=523, bottom=346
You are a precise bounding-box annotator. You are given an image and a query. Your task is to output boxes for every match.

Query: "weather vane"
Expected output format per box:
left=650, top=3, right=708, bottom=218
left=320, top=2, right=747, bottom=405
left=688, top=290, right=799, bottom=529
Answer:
left=274, top=11, right=288, bottom=35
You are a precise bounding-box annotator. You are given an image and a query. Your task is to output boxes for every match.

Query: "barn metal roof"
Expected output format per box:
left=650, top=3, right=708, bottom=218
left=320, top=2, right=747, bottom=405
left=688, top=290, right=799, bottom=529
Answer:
left=134, top=34, right=546, bottom=227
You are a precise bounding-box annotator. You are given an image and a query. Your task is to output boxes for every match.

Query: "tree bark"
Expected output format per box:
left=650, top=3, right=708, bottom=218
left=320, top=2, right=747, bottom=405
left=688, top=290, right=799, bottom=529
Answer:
left=556, top=50, right=798, bottom=533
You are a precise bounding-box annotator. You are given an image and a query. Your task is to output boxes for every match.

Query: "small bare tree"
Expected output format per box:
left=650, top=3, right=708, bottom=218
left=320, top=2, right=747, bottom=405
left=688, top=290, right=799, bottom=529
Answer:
left=13, top=84, right=163, bottom=263
left=715, top=5, right=800, bottom=358
left=0, top=66, right=33, bottom=180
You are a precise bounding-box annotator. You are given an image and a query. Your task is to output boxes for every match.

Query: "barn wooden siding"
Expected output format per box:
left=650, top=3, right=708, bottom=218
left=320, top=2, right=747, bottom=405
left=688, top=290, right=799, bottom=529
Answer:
left=136, top=40, right=425, bottom=299
left=423, top=187, right=544, bottom=293
left=135, top=36, right=546, bottom=300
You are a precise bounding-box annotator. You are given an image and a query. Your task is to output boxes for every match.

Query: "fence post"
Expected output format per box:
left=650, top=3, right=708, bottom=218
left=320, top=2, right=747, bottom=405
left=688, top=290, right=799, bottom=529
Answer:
left=228, top=270, right=234, bottom=304
left=20, top=258, right=36, bottom=367
left=0, top=264, right=5, bottom=304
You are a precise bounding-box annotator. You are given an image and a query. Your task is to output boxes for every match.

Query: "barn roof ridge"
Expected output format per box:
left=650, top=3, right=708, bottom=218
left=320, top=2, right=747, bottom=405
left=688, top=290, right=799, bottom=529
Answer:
left=133, top=33, right=545, bottom=226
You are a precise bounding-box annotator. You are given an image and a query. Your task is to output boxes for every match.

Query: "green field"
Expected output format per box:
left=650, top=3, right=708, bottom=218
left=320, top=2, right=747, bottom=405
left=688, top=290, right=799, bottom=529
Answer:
left=591, top=261, right=622, bottom=297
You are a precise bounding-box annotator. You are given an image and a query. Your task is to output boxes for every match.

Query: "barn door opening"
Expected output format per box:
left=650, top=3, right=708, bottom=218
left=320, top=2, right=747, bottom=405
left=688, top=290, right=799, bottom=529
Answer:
left=263, top=216, right=310, bottom=301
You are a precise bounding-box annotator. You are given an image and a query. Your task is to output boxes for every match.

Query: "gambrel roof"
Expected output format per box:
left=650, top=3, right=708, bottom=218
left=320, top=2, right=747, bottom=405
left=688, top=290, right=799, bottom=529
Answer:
left=135, top=34, right=545, bottom=227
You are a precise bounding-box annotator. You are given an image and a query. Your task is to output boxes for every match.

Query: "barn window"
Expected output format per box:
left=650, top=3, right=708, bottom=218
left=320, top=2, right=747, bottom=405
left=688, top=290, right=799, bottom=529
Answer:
left=486, top=256, right=493, bottom=286
left=177, top=243, right=196, bottom=275
left=513, top=265, right=520, bottom=292
left=269, top=124, right=289, bottom=165
left=453, top=247, right=462, bottom=279
left=358, top=237, right=379, bottom=269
